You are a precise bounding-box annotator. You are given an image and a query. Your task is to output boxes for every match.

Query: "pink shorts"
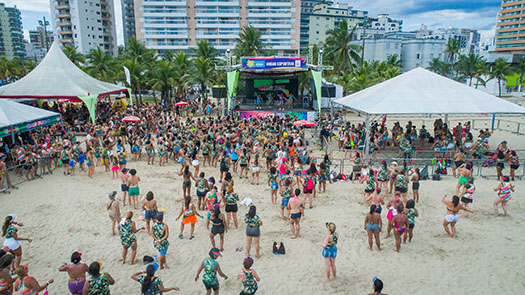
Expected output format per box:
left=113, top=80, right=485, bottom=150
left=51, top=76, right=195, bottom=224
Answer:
left=111, top=165, right=120, bottom=172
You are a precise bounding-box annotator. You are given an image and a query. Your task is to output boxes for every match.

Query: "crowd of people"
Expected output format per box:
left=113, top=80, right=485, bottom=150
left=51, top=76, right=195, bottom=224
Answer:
left=0, top=95, right=521, bottom=294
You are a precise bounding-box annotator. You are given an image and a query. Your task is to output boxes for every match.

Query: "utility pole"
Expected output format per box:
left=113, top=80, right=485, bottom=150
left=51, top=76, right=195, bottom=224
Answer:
left=38, top=16, right=50, bottom=52
left=361, top=17, right=367, bottom=66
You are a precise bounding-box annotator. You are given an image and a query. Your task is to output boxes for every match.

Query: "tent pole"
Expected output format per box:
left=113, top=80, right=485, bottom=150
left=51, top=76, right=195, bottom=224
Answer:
left=491, top=114, right=496, bottom=132
left=10, top=127, right=15, bottom=145
left=364, top=114, right=371, bottom=166
left=445, top=114, right=449, bottom=126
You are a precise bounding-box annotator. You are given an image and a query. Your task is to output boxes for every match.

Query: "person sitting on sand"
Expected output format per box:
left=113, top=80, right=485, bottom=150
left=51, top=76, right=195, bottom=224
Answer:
left=127, top=169, right=141, bottom=210
left=176, top=195, right=202, bottom=240
left=322, top=222, right=338, bottom=281
left=364, top=205, right=382, bottom=251
left=143, top=191, right=158, bottom=235
left=13, top=264, right=53, bottom=294
left=120, top=211, right=145, bottom=265
left=83, top=261, right=115, bottom=294
left=442, top=194, right=473, bottom=238
left=287, top=189, right=305, bottom=239
left=493, top=176, right=515, bottom=216
left=132, top=262, right=179, bottom=295
left=238, top=257, right=260, bottom=295
left=107, top=191, right=121, bottom=236
left=244, top=206, right=262, bottom=258
left=58, top=251, right=88, bottom=295
left=195, top=248, right=228, bottom=295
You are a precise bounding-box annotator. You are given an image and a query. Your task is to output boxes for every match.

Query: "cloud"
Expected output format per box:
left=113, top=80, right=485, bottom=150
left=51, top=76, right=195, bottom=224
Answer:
left=3, top=0, right=49, bottom=13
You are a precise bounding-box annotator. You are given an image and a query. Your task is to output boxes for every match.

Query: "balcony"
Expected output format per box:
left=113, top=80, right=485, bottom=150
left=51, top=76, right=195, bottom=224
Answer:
left=101, top=1, right=109, bottom=5
left=59, top=38, right=73, bottom=43
left=55, top=4, right=70, bottom=9
left=57, top=21, right=72, bottom=26
left=58, top=30, right=73, bottom=35
left=56, top=13, right=71, bottom=18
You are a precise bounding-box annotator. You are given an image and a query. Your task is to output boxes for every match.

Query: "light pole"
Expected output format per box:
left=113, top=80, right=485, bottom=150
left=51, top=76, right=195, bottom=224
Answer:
left=38, top=16, right=50, bottom=52
left=361, top=16, right=368, bottom=66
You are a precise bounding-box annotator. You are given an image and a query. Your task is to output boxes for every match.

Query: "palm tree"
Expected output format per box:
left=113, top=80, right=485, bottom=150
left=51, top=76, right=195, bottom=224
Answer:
left=185, top=57, right=214, bottom=98
left=86, top=47, right=116, bottom=82
left=444, top=38, right=460, bottom=64
left=149, top=60, right=175, bottom=101
left=490, top=58, right=514, bottom=97
left=172, top=51, right=190, bottom=95
left=457, top=53, right=485, bottom=86
left=427, top=58, right=451, bottom=76
left=235, top=26, right=268, bottom=57
left=336, top=72, right=354, bottom=95
left=120, top=57, right=145, bottom=103
left=62, top=45, right=85, bottom=67
left=0, top=56, right=25, bottom=82
left=386, top=54, right=402, bottom=68
left=514, top=57, right=525, bottom=91
left=192, top=40, right=218, bottom=61
left=323, top=19, right=362, bottom=74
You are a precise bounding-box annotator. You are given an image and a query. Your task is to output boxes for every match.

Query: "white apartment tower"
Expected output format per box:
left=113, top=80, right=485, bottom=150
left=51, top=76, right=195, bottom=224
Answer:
left=133, top=0, right=301, bottom=55
left=50, top=0, right=118, bottom=55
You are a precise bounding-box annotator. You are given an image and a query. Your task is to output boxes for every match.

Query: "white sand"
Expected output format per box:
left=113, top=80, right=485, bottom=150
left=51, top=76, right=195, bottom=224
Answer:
left=1, top=123, right=525, bottom=294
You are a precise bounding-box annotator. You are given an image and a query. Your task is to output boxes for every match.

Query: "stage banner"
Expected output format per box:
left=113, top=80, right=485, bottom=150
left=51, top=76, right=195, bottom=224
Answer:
left=79, top=95, right=97, bottom=124
left=242, top=58, right=306, bottom=70
left=227, top=71, right=239, bottom=113
left=311, top=70, right=322, bottom=115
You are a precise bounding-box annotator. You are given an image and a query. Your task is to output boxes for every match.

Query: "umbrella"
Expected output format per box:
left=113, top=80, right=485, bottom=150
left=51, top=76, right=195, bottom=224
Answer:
left=175, top=101, right=189, bottom=106
left=293, top=120, right=316, bottom=127
left=121, top=115, right=140, bottom=123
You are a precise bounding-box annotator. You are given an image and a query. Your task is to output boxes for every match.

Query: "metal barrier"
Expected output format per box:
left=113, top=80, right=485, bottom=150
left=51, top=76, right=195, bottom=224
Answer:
left=0, top=158, right=62, bottom=194
left=472, top=118, right=525, bottom=135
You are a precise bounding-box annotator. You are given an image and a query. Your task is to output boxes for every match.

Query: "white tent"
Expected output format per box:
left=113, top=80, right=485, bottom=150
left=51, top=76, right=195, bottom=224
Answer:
left=334, top=67, right=525, bottom=115
left=0, top=41, right=127, bottom=100
left=0, top=100, right=61, bottom=139
left=333, top=67, right=525, bottom=160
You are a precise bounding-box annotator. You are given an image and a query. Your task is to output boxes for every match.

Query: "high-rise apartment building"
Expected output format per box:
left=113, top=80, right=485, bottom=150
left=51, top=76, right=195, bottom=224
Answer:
left=496, top=0, right=525, bottom=52
left=0, top=3, right=25, bottom=59
left=29, top=26, right=54, bottom=50
left=300, top=0, right=332, bottom=50
left=121, top=0, right=135, bottom=43
left=49, top=0, right=118, bottom=55
left=134, top=0, right=301, bottom=55
left=308, top=2, right=367, bottom=45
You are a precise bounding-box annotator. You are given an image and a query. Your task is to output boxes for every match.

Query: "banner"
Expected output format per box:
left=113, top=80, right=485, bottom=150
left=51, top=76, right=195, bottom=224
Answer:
left=0, top=116, right=62, bottom=138
left=227, top=71, right=239, bottom=114
left=123, top=66, right=131, bottom=86
left=242, top=58, right=306, bottom=70
left=311, top=70, right=323, bottom=116
left=79, top=95, right=97, bottom=124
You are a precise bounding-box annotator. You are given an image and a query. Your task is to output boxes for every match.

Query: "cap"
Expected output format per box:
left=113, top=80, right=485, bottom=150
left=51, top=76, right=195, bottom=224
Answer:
left=147, top=262, right=159, bottom=273
left=109, top=191, right=117, bottom=199
left=209, top=248, right=222, bottom=258
left=7, top=214, right=17, bottom=221
left=72, top=251, right=82, bottom=260
left=391, top=161, right=398, bottom=165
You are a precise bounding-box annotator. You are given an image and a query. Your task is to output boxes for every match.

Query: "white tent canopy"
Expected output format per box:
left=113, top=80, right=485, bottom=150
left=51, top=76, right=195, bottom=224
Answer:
left=0, top=100, right=61, bottom=138
left=0, top=41, right=127, bottom=99
left=334, top=67, right=525, bottom=115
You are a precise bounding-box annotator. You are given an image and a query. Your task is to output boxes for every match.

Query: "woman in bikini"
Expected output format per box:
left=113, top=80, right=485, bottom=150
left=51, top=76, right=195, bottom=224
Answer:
left=442, top=194, right=473, bottom=238
left=391, top=204, right=408, bottom=252
left=388, top=162, right=400, bottom=195
left=385, top=195, right=402, bottom=238
left=364, top=205, right=382, bottom=251
left=176, top=195, right=202, bottom=239
left=13, top=264, right=53, bottom=295
left=493, top=176, right=515, bottom=216
left=179, top=165, right=196, bottom=198
left=107, top=191, right=121, bottom=236
left=322, top=222, right=338, bottom=281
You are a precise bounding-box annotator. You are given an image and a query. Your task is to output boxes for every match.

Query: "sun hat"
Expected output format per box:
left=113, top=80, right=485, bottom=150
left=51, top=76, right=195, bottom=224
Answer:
left=109, top=191, right=117, bottom=199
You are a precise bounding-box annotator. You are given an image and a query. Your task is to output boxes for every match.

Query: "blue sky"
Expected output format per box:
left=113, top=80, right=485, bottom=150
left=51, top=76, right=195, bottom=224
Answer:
left=8, top=0, right=500, bottom=45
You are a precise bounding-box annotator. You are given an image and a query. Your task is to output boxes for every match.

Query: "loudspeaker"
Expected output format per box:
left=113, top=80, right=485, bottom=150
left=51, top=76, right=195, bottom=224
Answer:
left=321, top=85, right=336, bottom=98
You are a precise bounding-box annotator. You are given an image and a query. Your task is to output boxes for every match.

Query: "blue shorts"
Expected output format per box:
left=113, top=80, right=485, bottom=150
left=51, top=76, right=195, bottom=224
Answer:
left=322, top=246, right=337, bottom=258
left=69, top=160, right=75, bottom=167
left=159, top=246, right=168, bottom=256
left=281, top=197, right=290, bottom=208
left=121, top=184, right=129, bottom=192
left=145, top=210, right=156, bottom=220
left=270, top=182, right=278, bottom=190
left=119, top=160, right=127, bottom=165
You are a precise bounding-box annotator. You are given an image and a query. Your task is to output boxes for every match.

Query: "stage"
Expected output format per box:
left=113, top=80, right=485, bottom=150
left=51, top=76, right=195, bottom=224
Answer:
left=233, top=105, right=317, bottom=120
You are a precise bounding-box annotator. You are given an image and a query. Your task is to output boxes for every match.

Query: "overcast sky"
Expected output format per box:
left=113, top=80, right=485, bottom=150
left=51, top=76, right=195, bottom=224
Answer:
left=9, top=0, right=500, bottom=46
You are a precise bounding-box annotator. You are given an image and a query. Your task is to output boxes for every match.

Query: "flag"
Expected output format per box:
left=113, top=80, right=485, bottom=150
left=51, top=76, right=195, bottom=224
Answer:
left=123, top=66, right=131, bottom=86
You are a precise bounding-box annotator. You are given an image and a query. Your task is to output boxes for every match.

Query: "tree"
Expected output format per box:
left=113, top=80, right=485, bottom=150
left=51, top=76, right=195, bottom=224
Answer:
left=386, top=54, right=402, bottom=68
left=185, top=57, right=214, bottom=98
left=457, top=53, right=486, bottom=86
left=490, top=58, right=514, bottom=97
left=324, top=19, right=361, bottom=74
left=514, top=57, right=525, bottom=91
left=149, top=60, right=175, bottom=101
left=62, top=45, right=85, bottom=67
left=192, top=40, right=218, bottom=62
left=427, top=58, right=451, bottom=76
left=172, top=51, right=190, bottom=95
left=444, top=38, right=460, bottom=64
left=119, top=57, right=145, bottom=104
left=86, top=47, right=116, bottom=82
left=235, top=26, right=268, bottom=57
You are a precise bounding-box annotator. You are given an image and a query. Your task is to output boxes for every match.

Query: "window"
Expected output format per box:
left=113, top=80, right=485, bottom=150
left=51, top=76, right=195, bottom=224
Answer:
left=416, top=53, right=420, bottom=59
left=316, top=31, right=319, bottom=34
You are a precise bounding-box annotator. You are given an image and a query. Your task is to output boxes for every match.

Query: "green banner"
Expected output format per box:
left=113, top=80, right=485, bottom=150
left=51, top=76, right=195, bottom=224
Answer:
left=127, top=88, right=133, bottom=106
left=227, top=71, right=239, bottom=114
left=311, top=70, right=323, bottom=115
left=79, top=95, right=97, bottom=124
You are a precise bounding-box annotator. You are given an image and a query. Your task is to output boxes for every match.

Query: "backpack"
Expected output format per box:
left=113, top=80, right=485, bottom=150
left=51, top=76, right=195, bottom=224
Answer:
left=306, top=177, right=314, bottom=190
left=273, top=241, right=286, bottom=255
left=142, top=277, right=157, bottom=295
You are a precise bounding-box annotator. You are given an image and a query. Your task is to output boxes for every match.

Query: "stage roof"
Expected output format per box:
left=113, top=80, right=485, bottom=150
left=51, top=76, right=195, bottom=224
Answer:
left=0, top=42, right=128, bottom=100
left=334, top=67, right=525, bottom=115
left=0, top=100, right=61, bottom=137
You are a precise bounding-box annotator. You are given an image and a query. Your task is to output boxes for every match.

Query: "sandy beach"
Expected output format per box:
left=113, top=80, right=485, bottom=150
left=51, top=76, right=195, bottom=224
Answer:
left=1, top=133, right=524, bottom=294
